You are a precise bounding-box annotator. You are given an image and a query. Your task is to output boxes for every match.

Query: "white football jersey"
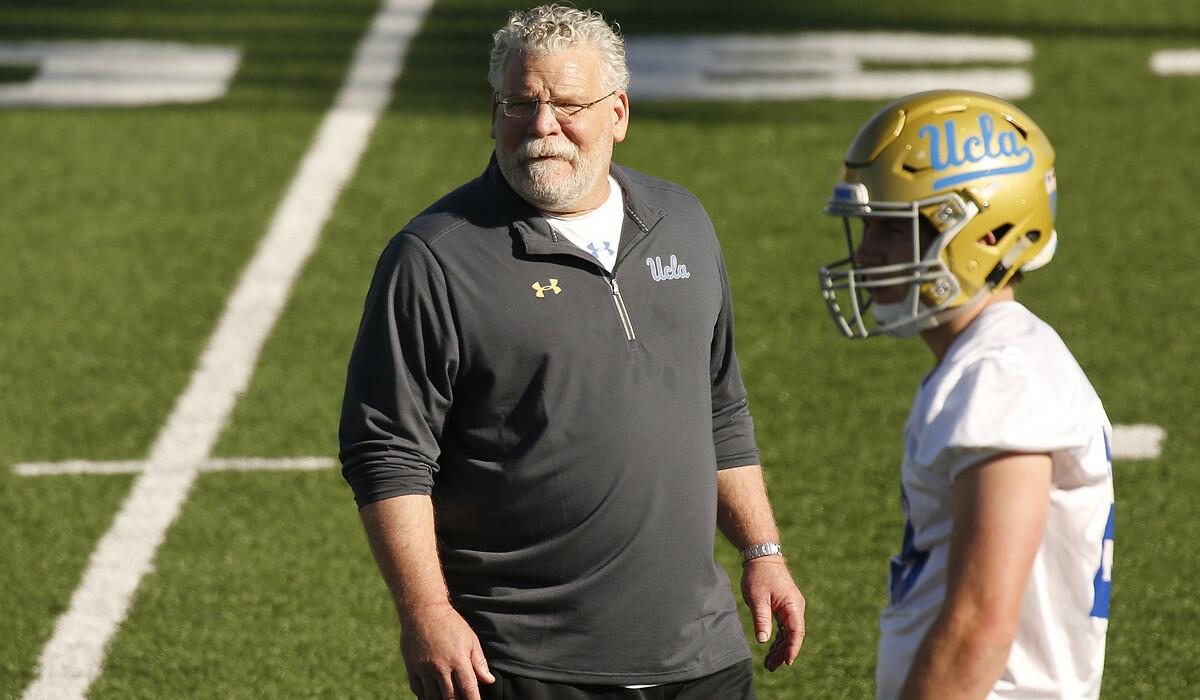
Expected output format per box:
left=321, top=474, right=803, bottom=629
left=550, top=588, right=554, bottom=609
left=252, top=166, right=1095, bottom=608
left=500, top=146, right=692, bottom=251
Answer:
left=876, top=301, right=1114, bottom=700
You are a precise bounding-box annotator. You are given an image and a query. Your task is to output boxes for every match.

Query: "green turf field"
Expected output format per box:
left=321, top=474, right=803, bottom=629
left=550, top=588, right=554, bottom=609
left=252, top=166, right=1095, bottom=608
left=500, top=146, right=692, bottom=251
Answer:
left=1, top=0, right=1197, bottom=697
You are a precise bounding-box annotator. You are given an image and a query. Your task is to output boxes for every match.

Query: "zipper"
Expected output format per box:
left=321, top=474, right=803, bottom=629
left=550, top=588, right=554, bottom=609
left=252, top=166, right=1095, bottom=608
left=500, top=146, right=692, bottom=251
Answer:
left=607, top=278, right=637, bottom=342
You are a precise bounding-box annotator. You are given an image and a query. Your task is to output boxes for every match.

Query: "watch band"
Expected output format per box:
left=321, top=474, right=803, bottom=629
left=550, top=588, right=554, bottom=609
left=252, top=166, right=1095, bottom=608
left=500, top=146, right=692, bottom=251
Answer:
left=740, top=541, right=784, bottom=564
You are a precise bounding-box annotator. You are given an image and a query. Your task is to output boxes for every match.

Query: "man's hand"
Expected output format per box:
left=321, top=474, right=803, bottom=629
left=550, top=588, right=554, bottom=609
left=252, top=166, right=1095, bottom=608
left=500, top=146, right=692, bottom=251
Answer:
left=716, top=465, right=807, bottom=671
left=358, top=497, right=494, bottom=698
left=400, top=602, right=496, bottom=700
left=741, top=557, right=806, bottom=671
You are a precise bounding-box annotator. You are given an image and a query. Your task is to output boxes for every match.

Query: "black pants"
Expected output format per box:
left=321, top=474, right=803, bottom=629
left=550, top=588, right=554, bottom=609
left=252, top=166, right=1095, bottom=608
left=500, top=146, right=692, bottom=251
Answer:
left=480, top=659, right=756, bottom=700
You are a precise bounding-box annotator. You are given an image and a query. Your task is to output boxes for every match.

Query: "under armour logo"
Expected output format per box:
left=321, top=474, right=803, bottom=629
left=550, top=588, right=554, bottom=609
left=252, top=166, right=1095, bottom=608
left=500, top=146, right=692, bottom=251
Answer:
left=587, top=241, right=615, bottom=258
left=532, top=279, right=562, bottom=298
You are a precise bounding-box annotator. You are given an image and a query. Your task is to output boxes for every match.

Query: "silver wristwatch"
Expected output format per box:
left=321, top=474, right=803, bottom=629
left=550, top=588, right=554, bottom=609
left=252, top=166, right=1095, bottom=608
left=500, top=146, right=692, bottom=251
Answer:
left=740, top=542, right=784, bottom=564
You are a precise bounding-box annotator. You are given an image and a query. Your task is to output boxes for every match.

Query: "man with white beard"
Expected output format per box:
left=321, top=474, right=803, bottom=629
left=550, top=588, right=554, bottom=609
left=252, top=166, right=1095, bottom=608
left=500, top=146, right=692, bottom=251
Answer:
left=339, top=5, right=806, bottom=700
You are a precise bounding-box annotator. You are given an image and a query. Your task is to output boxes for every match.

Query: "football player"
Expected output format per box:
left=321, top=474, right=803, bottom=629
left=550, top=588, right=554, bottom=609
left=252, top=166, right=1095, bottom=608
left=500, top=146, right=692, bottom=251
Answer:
left=818, top=91, right=1114, bottom=699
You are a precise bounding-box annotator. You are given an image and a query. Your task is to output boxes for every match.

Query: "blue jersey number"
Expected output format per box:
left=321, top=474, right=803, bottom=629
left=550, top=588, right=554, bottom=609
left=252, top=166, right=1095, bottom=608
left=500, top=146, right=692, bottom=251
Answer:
left=1091, top=430, right=1115, bottom=618
left=1090, top=503, right=1115, bottom=618
left=889, top=488, right=929, bottom=605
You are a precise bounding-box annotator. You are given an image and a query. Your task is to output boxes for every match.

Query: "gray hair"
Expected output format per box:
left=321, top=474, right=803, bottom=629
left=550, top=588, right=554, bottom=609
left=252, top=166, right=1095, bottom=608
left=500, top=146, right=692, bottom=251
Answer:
left=488, top=4, right=630, bottom=94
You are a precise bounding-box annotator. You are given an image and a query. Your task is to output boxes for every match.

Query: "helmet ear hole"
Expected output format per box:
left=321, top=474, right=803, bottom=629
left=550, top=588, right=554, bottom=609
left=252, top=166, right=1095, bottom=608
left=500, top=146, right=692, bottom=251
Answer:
left=976, top=223, right=1012, bottom=247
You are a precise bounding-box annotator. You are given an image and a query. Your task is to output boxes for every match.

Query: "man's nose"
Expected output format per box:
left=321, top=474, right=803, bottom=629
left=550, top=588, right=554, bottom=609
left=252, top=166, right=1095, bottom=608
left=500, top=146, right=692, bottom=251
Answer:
left=530, top=102, right=562, bottom=137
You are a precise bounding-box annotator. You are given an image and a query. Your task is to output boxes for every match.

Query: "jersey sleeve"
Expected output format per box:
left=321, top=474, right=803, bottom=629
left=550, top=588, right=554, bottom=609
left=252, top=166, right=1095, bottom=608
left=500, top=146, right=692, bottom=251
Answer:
left=919, top=351, right=1090, bottom=481
left=709, top=235, right=760, bottom=470
left=338, top=232, right=460, bottom=507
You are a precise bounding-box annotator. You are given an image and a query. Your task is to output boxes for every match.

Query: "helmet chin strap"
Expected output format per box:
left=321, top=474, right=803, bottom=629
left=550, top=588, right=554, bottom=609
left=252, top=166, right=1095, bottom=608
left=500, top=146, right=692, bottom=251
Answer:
left=874, top=287, right=991, bottom=339
left=872, top=300, right=923, bottom=338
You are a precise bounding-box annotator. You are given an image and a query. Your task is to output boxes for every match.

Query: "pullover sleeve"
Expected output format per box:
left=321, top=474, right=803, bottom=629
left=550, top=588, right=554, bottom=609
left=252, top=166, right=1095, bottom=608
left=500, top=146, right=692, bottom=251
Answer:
left=709, top=241, right=760, bottom=469
left=339, top=232, right=459, bottom=507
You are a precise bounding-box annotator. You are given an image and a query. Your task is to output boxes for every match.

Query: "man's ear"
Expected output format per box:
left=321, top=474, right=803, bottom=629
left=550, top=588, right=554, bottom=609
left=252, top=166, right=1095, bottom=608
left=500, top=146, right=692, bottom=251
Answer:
left=977, top=231, right=998, bottom=246
left=612, top=91, right=630, bottom=143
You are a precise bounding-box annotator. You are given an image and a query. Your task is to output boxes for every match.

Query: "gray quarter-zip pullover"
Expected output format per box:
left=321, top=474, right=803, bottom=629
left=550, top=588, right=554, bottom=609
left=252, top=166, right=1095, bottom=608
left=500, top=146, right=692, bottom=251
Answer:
left=340, top=155, right=760, bottom=684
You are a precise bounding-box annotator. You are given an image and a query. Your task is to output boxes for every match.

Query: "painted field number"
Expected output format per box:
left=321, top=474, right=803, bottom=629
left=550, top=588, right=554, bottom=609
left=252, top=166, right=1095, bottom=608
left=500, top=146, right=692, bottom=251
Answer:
left=0, top=40, right=240, bottom=107
left=626, top=32, right=1033, bottom=101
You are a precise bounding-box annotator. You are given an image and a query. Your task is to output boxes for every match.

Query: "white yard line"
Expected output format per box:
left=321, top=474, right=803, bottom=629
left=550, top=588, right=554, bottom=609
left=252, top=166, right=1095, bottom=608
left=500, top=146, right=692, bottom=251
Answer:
left=1109, top=424, right=1166, bottom=460
left=1150, top=49, right=1200, bottom=75
left=14, top=424, right=1170, bottom=479
left=15, top=456, right=337, bottom=476
left=202, top=456, right=337, bottom=471
left=15, top=460, right=150, bottom=476
left=20, top=2, right=431, bottom=698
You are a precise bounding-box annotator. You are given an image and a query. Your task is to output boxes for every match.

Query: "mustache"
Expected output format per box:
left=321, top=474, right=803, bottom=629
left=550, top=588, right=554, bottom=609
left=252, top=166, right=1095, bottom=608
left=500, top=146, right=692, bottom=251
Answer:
left=517, top=139, right=578, bottom=163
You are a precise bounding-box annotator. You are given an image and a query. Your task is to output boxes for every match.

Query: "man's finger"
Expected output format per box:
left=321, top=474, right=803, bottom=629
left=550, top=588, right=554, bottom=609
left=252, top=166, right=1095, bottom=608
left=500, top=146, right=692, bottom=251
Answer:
left=764, top=632, right=788, bottom=671
left=785, top=618, right=805, bottom=661
left=752, top=595, right=773, bottom=643
left=434, top=668, right=459, bottom=700
left=408, top=673, right=425, bottom=699
left=777, top=599, right=807, bottom=661
left=472, top=644, right=496, bottom=685
left=452, top=666, right=482, bottom=700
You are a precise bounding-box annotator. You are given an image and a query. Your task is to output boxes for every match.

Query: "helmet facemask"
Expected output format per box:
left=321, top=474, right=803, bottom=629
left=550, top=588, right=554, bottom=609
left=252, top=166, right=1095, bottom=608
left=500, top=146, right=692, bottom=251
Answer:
left=820, top=190, right=980, bottom=339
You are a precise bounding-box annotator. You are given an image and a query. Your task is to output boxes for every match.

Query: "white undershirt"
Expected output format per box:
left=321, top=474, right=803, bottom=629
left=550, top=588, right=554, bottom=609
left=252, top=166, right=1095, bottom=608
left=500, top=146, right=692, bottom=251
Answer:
left=543, top=175, right=624, bottom=272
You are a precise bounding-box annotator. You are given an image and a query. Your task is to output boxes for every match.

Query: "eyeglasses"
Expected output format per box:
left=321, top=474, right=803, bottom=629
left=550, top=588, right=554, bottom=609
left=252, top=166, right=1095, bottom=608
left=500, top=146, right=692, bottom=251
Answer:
left=496, top=91, right=616, bottom=122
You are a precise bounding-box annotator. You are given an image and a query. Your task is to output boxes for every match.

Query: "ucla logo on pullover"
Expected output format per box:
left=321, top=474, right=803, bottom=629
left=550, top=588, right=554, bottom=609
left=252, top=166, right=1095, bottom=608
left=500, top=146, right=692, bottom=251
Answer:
left=646, top=254, right=690, bottom=282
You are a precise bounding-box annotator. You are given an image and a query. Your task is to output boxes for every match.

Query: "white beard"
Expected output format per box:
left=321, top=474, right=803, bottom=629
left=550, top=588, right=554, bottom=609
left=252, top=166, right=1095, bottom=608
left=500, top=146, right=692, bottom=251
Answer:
left=498, top=137, right=610, bottom=212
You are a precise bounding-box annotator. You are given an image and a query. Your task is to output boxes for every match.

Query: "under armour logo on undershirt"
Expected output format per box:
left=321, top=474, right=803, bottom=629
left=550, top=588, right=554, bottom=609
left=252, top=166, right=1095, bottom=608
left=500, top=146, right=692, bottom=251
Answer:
left=587, top=241, right=615, bottom=259
left=532, top=279, right=562, bottom=298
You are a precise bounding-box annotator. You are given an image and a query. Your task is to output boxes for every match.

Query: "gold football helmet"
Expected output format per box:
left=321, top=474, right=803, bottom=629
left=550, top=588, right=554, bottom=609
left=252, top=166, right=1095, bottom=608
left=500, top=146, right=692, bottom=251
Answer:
left=819, top=90, right=1058, bottom=338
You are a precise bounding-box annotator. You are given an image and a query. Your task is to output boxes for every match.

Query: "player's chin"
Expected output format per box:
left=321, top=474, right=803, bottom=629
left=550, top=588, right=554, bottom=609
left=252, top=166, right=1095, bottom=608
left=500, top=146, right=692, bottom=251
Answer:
left=867, top=289, right=907, bottom=305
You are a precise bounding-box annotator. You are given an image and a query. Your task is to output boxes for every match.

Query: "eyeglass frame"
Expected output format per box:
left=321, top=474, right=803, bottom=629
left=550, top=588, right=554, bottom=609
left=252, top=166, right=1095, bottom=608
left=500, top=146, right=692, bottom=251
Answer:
left=495, top=90, right=617, bottom=122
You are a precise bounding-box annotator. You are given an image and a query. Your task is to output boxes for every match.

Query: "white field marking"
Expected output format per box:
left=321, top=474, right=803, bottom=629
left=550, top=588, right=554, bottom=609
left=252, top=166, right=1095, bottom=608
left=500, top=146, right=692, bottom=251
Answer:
left=203, top=456, right=336, bottom=471
left=1150, top=49, right=1200, bottom=75
left=626, top=32, right=1033, bottom=101
left=0, top=41, right=240, bottom=107
left=14, top=456, right=337, bottom=476
left=19, top=1, right=433, bottom=699
left=13, top=420, right=1165, bottom=479
left=1110, top=424, right=1166, bottom=460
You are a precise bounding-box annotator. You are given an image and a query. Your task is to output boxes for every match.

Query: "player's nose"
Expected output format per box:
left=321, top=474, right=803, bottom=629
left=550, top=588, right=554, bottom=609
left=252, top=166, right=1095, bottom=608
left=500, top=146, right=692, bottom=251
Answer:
left=854, top=233, right=886, bottom=267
